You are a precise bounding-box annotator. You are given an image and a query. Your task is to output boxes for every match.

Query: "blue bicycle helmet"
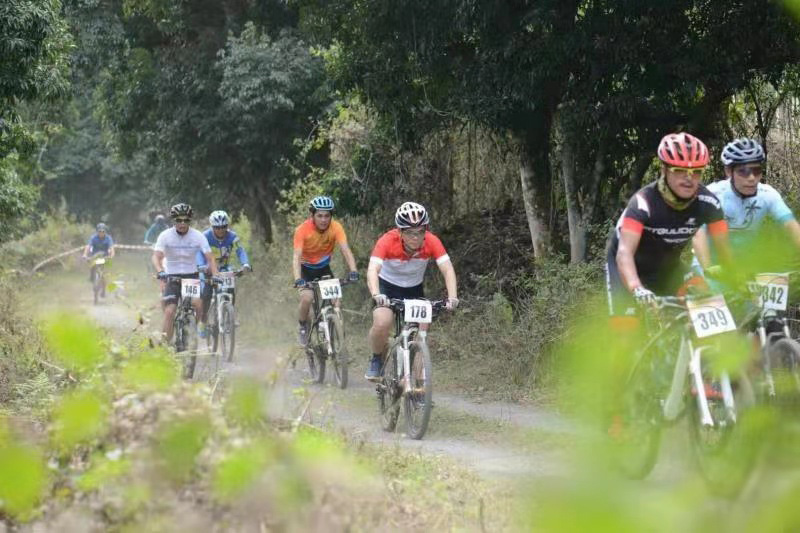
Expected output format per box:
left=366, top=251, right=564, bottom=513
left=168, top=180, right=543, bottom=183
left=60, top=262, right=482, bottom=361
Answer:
left=309, top=196, right=335, bottom=212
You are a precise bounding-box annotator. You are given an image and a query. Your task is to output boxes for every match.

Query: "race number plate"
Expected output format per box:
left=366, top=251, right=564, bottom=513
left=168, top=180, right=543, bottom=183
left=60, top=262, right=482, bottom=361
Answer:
left=404, top=299, right=433, bottom=324
left=755, top=273, right=789, bottom=311
left=219, top=271, right=236, bottom=289
left=181, top=278, right=201, bottom=299
left=686, top=294, right=737, bottom=338
left=95, top=258, right=105, bottom=265
left=317, top=278, right=342, bottom=300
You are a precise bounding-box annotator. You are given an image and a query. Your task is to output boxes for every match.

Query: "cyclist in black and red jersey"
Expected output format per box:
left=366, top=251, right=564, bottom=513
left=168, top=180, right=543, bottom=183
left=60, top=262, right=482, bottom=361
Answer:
left=606, top=132, right=735, bottom=327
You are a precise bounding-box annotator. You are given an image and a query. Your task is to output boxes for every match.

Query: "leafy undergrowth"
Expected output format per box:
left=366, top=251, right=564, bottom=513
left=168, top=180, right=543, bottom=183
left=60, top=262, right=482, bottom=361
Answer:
left=1, top=307, right=515, bottom=530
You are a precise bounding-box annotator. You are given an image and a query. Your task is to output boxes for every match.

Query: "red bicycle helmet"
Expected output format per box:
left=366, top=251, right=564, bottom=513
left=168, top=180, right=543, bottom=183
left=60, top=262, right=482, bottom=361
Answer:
left=657, top=133, right=709, bottom=168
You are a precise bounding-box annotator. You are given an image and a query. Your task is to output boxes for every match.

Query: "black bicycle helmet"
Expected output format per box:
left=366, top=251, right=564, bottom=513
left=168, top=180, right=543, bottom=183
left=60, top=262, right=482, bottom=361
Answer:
left=169, top=203, right=193, bottom=219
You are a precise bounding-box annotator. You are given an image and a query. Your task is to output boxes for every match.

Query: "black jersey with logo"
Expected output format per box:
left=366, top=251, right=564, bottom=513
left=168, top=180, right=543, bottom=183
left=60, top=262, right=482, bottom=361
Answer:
left=607, top=182, right=726, bottom=287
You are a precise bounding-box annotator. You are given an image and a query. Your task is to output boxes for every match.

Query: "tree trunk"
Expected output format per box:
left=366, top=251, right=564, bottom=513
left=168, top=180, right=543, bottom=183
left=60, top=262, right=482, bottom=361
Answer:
left=519, top=140, right=552, bottom=259
left=561, top=134, right=585, bottom=263
left=246, top=178, right=274, bottom=245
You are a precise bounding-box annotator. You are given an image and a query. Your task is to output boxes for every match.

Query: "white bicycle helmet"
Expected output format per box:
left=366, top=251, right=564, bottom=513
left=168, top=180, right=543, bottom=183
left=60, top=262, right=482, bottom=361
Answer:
left=309, top=196, right=335, bottom=212
left=209, top=210, right=230, bottom=227
left=395, top=202, right=429, bottom=228
left=720, top=138, right=765, bottom=166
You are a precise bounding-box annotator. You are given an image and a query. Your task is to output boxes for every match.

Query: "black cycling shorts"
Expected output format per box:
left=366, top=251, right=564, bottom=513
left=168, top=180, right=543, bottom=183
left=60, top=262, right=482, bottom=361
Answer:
left=301, top=264, right=334, bottom=282
left=162, top=272, right=200, bottom=303
left=378, top=277, right=424, bottom=301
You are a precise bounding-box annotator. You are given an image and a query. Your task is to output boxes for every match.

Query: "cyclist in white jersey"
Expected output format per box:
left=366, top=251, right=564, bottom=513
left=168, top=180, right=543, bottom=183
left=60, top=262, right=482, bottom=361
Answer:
left=693, top=138, right=800, bottom=272
left=152, top=203, right=218, bottom=342
left=365, top=202, right=458, bottom=380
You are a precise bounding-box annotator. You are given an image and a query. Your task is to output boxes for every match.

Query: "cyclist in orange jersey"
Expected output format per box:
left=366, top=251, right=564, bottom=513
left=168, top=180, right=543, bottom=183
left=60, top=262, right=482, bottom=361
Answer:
left=292, top=196, right=359, bottom=345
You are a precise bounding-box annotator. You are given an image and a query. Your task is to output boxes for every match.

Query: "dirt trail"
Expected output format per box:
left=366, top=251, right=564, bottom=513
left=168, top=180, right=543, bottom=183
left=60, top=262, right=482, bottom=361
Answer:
left=29, top=259, right=575, bottom=481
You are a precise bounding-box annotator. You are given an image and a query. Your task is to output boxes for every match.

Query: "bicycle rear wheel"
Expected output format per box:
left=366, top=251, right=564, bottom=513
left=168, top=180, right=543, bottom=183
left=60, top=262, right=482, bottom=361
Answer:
left=379, top=341, right=401, bottom=432
left=328, top=314, right=348, bottom=389
left=221, top=302, right=236, bottom=362
left=404, top=340, right=433, bottom=440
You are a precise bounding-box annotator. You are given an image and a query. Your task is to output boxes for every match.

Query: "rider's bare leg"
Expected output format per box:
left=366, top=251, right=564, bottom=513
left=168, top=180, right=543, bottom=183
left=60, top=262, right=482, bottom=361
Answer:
left=368, top=307, right=394, bottom=356
left=162, top=302, right=177, bottom=341
left=298, top=289, right=314, bottom=325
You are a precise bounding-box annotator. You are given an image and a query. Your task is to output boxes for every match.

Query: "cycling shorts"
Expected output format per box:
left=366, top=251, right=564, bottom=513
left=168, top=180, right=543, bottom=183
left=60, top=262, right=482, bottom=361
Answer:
left=378, top=277, right=424, bottom=301
left=301, top=264, right=334, bottom=282
left=162, top=273, right=199, bottom=303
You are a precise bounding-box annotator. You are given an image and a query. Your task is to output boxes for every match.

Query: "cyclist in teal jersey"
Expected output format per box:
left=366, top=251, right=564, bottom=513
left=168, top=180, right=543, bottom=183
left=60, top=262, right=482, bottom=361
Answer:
left=692, top=138, right=800, bottom=272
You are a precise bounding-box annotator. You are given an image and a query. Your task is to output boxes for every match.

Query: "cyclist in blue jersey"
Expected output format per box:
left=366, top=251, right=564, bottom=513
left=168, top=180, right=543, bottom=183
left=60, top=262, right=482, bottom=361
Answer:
left=197, top=210, right=252, bottom=335
left=692, top=138, right=800, bottom=272
left=144, top=214, right=169, bottom=245
left=82, top=223, right=115, bottom=282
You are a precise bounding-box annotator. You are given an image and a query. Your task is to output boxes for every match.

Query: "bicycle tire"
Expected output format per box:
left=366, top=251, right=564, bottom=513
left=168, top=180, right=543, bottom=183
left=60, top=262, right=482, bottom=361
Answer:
left=221, top=302, right=236, bottom=362
left=306, top=323, right=325, bottom=384
left=183, top=313, right=198, bottom=380
left=687, top=353, right=753, bottom=498
left=207, top=300, right=219, bottom=354
left=328, top=314, right=348, bottom=389
left=610, top=348, right=663, bottom=480
left=404, top=340, right=433, bottom=440
left=380, top=341, right=401, bottom=432
left=765, top=337, right=800, bottom=404
left=92, top=269, right=102, bottom=305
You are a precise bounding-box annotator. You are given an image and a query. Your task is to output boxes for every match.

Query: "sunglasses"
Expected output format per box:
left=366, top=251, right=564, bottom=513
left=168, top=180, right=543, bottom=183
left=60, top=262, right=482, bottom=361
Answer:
left=733, top=165, right=763, bottom=178
left=174, top=218, right=191, bottom=223
left=212, top=225, right=228, bottom=230
left=401, top=228, right=426, bottom=238
left=667, top=166, right=706, bottom=178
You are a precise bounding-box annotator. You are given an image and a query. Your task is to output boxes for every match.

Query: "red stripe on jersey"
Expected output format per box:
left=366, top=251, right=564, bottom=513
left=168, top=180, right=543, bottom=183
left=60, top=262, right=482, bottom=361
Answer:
left=708, top=220, right=728, bottom=236
left=621, top=217, right=644, bottom=234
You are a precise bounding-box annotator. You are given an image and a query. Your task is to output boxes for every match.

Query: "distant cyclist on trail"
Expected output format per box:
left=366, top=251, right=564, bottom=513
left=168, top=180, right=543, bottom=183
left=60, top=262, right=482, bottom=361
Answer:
left=82, top=222, right=115, bottom=282
left=196, top=210, right=252, bottom=334
left=292, top=196, right=359, bottom=346
left=152, top=203, right=218, bottom=342
left=364, top=202, right=458, bottom=381
left=144, top=214, right=169, bottom=246
left=606, top=132, right=735, bottom=328
left=692, top=138, right=800, bottom=273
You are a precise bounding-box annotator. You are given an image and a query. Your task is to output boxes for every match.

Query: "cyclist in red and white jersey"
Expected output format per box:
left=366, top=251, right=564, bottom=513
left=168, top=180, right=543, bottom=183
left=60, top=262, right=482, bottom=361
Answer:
left=365, top=202, right=458, bottom=380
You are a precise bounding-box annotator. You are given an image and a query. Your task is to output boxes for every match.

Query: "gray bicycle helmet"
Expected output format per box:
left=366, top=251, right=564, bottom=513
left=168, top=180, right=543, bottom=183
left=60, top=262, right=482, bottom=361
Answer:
left=96, top=222, right=108, bottom=232
left=309, top=196, right=335, bottom=212
left=720, top=138, right=765, bottom=166
left=169, top=203, right=193, bottom=219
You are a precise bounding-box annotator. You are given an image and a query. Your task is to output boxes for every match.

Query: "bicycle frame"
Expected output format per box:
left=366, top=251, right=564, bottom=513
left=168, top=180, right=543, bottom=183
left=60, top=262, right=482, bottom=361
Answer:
left=635, top=298, right=736, bottom=427
left=389, top=299, right=443, bottom=395
left=307, top=278, right=348, bottom=355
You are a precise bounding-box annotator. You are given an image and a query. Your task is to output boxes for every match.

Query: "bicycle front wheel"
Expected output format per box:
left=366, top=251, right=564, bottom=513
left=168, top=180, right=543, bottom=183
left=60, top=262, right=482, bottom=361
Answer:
left=221, top=302, right=236, bottom=362
left=328, top=314, right=348, bottom=389
left=404, top=340, right=433, bottom=440
left=207, top=300, right=219, bottom=354
left=306, top=324, right=325, bottom=384
left=766, top=338, right=800, bottom=405
left=182, top=313, right=198, bottom=380
left=380, top=340, right=401, bottom=432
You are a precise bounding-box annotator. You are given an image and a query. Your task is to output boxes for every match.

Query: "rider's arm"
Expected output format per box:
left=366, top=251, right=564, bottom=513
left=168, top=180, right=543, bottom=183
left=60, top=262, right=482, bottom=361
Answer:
left=235, top=241, right=250, bottom=267
left=367, top=260, right=382, bottom=296
left=82, top=244, right=91, bottom=259
left=707, top=221, right=733, bottom=274
left=107, top=236, right=115, bottom=258
left=785, top=219, right=800, bottom=253
left=196, top=249, right=208, bottom=271
left=152, top=250, right=165, bottom=272
left=339, top=242, right=357, bottom=272
left=204, top=252, right=218, bottom=277
left=437, top=260, right=458, bottom=300
left=616, top=229, right=644, bottom=292
left=292, top=248, right=303, bottom=280
left=692, top=226, right=712, bottom=269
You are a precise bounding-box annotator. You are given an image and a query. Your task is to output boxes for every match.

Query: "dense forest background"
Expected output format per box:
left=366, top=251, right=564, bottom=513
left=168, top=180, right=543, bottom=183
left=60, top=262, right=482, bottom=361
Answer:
left=5, top=0, right=800, bottom=261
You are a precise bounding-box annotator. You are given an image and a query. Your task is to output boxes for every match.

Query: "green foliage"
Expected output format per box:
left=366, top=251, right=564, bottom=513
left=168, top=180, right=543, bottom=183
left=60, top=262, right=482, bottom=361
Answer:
left=0, top=437, right=47, bottom=520
left=76, top=453, right=132, bottom=492
left=224, top=378, right=265, bottom=428
left=1, top=210, right=91, bottom=270
left=51, top=389, right=108, bottom=452
left=212, top=441, right=274, bottom=503
left=155, top=415, right=211, bottom=483
left=43, top=313, right=107, bottom=374
left=119, top=349, right=178, bottom=392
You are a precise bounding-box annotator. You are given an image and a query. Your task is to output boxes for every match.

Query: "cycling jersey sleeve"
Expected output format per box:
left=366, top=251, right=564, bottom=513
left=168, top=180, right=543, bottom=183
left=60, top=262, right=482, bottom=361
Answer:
left=766, top=185, right=795, bottom=224
left=697, top=190, right=727, bottom=236
left=292, top=225, right=304, bottom=251
left=369, top=233, right=389, bottom=265
left=619, top=193, right=651, bottom=234
left=234, top=238, right=250, bottom=265
left=196, top=249, right=208, bottom=269
left=107, top=236, right=114, bottom=247
left=426, top=233, right=450, bottom=264
left=154, top=231, right=167, bottom=252
left=332, top=220, right=348, bottom=245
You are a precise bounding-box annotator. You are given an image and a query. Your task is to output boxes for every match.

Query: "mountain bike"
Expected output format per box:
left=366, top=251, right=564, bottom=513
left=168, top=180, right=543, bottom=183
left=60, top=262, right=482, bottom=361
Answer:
left=612, top=293, right=750, bottom=494
left=166, top=275, right=201, bottom=379
left=206, top=269, right=244, bottom=364
left=88, top=254, right=109, bottom=305
left=377, top=298, right=446, bottom=440
left=744, top=272, right=800, bottom=404
left=302, top=277, right=353, bottom=388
